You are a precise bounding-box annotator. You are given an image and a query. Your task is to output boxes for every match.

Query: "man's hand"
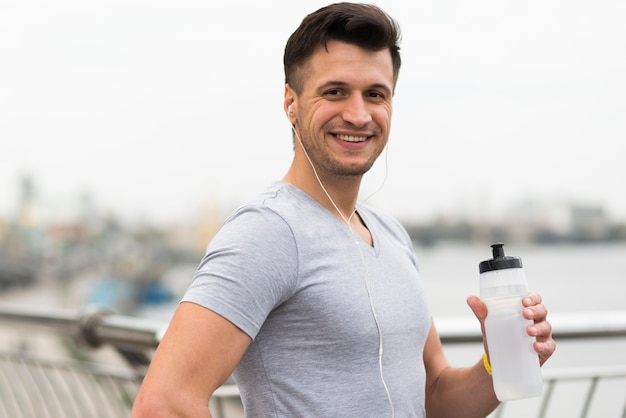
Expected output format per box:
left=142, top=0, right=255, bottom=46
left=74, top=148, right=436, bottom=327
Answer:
left=467, top=293, right=556, bottom=366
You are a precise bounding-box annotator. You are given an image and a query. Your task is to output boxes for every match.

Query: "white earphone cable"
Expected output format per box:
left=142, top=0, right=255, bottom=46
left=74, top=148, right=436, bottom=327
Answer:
left=290, top=122, right=395, bottom=418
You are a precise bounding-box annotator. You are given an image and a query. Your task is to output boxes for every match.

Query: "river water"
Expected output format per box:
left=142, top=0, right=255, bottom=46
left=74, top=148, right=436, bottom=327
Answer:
left=416, top=241, right=626, bottom=317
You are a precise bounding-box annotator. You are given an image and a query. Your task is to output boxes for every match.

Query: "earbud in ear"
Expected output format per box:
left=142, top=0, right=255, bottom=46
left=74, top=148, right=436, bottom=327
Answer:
left=288, top=105, right=293, bottom=115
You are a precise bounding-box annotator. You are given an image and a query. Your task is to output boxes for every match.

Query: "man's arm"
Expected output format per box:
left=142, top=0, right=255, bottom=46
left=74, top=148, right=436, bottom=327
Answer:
left=424, top=293, right=556, bottom=418
left=131, top=302, right=252, bottom=418
left=423, top=320, right=499, bottom=418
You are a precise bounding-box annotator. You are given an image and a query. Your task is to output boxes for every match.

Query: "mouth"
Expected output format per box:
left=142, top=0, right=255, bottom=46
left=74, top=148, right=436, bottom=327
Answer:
left=335, top=134, right=370, bottom=143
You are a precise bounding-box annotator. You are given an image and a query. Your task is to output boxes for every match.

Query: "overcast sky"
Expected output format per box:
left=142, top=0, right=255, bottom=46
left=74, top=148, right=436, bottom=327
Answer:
left=1, top=0, right=625, bottom=225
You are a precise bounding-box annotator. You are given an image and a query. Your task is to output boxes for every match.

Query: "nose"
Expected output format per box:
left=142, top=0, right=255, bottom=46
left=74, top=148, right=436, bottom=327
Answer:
left=340, top=95, right=372, bottom=127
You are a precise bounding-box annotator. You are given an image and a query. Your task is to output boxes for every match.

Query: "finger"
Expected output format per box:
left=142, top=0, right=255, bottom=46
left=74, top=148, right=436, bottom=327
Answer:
left=522, top=292, right=542, bottom=307
left=527, top=320, right=552, bottom=339
left=534, top=339, right=557, bottom=365
left=523, top=303, right=548, bottom=322
left=466, top=295, right=488, bottom=321
left=467, top=295, right=490, bottom=355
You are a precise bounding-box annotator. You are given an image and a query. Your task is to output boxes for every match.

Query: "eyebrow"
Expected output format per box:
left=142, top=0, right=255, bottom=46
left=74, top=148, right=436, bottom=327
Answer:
left=318, top=80, right=393, bottom=96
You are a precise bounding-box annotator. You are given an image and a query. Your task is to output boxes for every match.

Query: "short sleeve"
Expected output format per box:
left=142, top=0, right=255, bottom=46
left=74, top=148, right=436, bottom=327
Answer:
left=181, top=205, right=299, bottom=339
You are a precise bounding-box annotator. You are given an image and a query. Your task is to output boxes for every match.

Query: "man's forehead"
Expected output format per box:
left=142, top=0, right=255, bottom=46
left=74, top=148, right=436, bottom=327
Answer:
left=305, top=42, right=394, bottom=88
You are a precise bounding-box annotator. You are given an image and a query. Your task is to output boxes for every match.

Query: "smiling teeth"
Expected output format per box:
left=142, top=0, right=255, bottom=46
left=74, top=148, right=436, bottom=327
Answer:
left=337, top=134, right=368, bottom=143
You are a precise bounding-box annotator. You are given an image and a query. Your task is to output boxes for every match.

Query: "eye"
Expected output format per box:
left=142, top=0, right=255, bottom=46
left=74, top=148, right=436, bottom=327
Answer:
left=324, top=88, right=343, bottom=97
left=367, top=91, right=385, bottom=100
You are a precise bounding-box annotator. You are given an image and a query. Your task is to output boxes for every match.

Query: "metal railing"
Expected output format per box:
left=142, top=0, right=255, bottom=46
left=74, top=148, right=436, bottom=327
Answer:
left=439, top=312, right=626, bottom=418
left=0, top=304, right=164, bottom=351
left=1, top=303, right=625, bottom=418
left=0, top=352, right=141, bottom=418
left=4, top=303, right=625, bottom=350
left=0, top=303, right=163, bottom=418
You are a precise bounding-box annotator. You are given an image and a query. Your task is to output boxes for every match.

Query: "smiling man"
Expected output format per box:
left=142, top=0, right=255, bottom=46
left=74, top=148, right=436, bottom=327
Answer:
left=132, top=3, right=555, bottom=418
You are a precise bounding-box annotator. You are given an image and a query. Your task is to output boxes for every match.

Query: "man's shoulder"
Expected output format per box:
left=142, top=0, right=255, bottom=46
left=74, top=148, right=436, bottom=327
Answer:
left=215, top=182, right=318, bottom=240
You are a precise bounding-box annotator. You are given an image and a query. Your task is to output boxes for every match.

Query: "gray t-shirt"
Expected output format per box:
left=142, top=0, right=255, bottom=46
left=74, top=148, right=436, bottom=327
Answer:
left=182, top=182, right=432, bottom=417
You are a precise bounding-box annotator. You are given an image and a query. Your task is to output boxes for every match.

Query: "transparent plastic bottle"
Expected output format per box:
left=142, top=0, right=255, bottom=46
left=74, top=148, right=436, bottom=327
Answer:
left=479, top=243, right=542, bottom=401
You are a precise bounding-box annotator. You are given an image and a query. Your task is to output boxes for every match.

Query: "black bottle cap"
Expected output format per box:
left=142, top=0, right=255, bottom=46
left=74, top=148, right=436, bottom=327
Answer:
left=479, top=242, right=523, bottom=273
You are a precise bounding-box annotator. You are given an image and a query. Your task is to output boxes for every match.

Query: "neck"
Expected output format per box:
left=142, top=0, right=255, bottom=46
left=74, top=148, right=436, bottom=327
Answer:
left=283, top=162, right=373, bottom=246
left=283, top=160, right=362, bottom=225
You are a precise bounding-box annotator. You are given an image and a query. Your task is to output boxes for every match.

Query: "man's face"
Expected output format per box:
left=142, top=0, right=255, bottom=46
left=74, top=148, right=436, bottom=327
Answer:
left=291, top=40, right=394, bottom=178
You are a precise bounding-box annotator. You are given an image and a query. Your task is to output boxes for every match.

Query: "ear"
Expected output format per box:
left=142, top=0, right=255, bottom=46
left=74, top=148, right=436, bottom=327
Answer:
left=284, top=84, right=297, bottom=124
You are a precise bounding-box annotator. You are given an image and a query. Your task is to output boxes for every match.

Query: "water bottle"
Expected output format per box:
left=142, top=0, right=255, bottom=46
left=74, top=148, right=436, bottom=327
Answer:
left=479, top=243, right=542, bottom=401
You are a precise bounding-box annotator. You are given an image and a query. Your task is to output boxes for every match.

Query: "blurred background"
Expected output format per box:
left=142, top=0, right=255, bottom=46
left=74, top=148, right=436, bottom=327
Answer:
left=1, top=0, right=624, bottom=316
left=1, top=1, right=625, bottom=416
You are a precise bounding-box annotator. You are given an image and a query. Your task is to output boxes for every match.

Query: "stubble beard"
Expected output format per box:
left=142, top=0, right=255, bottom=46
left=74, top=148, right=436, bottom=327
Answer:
left=297, top=123, right=384, bottom=178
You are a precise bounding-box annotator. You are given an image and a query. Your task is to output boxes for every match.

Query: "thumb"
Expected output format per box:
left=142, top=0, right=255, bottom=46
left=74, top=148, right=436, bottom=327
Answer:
left=467, top=295, right=488, bottom=322
left=467, top=295, right=489, bottom=355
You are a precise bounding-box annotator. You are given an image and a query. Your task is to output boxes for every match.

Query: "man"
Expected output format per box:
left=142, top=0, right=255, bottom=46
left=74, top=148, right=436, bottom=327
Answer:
left=132, top=3, right=555, bottom=417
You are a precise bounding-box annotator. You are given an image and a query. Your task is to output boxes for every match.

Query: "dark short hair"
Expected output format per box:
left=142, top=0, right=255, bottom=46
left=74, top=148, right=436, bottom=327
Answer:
left=284, top=2, right=402, bottom=94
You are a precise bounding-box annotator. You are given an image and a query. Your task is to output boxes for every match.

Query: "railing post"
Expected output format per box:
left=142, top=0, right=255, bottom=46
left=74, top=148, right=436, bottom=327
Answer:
left=77, top=305, right=115, bottom=348
left=580, top=377, right=599, bottom=418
